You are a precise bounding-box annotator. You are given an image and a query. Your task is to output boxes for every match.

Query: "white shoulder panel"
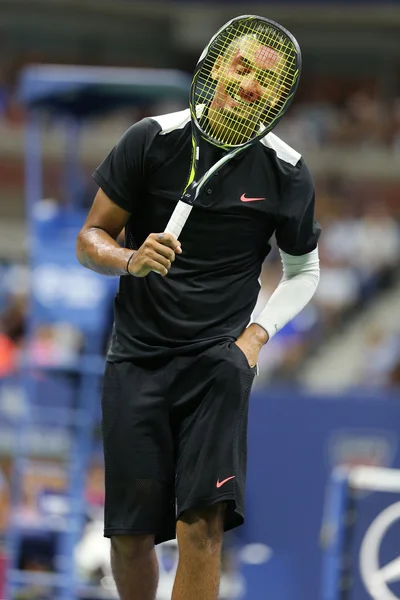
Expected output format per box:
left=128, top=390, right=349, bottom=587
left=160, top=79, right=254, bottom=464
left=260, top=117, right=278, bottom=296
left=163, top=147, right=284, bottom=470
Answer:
left=150, top=108, right=191, bottom=135
left=260, top=132, right=301, bottom=166
left=151, top=109, right=302, bottom=168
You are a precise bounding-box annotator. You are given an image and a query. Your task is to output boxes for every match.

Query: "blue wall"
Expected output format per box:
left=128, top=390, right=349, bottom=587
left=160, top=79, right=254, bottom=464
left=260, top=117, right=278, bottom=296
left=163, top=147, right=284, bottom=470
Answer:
left=240, top=389, right=400, bottom=600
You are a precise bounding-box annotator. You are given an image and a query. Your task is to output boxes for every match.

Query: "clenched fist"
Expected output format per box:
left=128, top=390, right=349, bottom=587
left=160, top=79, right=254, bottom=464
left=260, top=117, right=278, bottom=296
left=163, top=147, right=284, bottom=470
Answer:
left=127, top=233, right=182, bottom=277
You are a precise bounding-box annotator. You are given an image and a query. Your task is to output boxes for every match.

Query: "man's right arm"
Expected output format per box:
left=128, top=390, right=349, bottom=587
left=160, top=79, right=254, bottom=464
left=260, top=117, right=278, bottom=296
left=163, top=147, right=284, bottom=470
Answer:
left=76, top=188, right=181, bottom=277
left=76, top=188, right=133, bottom=276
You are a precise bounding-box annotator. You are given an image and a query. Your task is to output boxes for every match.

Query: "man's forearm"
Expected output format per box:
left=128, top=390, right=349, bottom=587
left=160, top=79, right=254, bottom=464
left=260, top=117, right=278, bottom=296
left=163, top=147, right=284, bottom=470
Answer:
left=253, top=248, right=320, bottom=339
left=76, top=227, right=134, bottom=276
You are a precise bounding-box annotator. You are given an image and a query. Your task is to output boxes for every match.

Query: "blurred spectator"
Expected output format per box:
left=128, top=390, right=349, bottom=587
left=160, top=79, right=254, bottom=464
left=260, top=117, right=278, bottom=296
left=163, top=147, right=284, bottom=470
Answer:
left=28, top=323, right=83, bottom=368
left=350, top=202, right=399, bottom=279
left=357, top=327, right=400, bottom=389
left=0, top=466, right=9, bottom=534
left=333, top=92, right=391, bottom=149
left=313, top=255, right=360, bottom=327
left=275, top=91, right=400, bottom=154
left=392, top=98, right=400, bottom=153
left=390, top=359, right=400, bottom=386
left=0, top=333, right=16, bottom=377
left=85, top=460, right=105, bottom=515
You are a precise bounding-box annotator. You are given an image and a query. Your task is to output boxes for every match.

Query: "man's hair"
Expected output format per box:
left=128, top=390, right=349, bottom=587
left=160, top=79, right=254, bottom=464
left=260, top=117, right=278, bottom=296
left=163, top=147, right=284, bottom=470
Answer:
left=214, top=20, right=296, bottom=74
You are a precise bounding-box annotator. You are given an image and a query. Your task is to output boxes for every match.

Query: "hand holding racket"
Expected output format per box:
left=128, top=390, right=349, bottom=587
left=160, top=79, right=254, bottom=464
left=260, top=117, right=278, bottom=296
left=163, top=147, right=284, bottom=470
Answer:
left=164, top=14, right=302, bottom=239
left=128, top=233, right=182, bottom=277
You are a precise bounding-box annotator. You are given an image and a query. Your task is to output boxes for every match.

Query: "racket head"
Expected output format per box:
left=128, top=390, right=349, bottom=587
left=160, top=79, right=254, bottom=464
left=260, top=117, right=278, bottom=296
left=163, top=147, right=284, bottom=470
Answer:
left=190, top=15, right=302, bottom=149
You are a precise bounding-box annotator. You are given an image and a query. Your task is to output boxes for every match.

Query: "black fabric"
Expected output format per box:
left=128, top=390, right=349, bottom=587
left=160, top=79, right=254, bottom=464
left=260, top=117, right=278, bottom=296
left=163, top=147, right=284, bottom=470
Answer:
left=93, top=112, right=321, bottom=362
left=101, top=341, right=256, bottom=544
left=274, top=159, right=321, bottom=255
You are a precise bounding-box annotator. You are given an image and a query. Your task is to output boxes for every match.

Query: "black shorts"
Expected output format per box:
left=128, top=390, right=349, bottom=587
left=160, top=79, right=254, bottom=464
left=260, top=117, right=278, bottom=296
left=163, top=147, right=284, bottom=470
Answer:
left=101, top=340, right=256, bottom=544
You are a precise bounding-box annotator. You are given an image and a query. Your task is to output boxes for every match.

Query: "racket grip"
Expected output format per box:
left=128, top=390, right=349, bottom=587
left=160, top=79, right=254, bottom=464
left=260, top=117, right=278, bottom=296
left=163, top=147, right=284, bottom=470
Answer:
left=164, top=200, right=193, bottom=239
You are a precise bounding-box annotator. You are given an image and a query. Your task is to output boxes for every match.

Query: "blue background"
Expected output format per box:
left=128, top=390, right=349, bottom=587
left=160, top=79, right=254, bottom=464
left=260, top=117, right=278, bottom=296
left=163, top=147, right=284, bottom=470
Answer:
left=240, top=390, right=400, bottom=600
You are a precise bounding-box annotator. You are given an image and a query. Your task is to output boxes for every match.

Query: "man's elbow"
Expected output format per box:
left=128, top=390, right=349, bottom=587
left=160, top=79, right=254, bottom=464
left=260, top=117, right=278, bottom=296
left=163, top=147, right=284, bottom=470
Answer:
left=310, top=265, right=320, bottom=290
left=76, top=230, right=88, bottom=267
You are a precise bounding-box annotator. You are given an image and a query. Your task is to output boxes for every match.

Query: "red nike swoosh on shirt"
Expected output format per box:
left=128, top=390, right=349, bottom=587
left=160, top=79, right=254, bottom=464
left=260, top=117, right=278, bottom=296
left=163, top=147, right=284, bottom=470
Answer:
left=240, top=194, right=265, bottom=202
left=216, top=476, right=236, bottom=488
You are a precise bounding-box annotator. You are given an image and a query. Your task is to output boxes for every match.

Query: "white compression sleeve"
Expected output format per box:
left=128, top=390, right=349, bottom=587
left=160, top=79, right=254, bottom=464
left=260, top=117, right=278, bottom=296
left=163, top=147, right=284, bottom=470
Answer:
left=253, top=247, right=320, bottom=340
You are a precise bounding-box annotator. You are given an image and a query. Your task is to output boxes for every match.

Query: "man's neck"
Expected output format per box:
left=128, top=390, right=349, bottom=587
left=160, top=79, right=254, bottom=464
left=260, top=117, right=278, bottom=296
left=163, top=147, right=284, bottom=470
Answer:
left=206, top=105, right=258, bottom=146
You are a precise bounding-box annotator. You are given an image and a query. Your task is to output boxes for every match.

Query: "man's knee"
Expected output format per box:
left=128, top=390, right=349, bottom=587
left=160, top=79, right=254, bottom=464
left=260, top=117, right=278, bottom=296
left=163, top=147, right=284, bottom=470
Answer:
left=111, top=534, right=155, bottom=561
left=177, top=503, right=227, bottom=551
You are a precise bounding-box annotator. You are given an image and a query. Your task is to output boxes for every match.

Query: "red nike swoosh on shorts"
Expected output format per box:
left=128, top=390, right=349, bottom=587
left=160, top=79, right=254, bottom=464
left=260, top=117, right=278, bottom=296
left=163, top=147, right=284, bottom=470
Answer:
left=216, top=476, right=236, bottom=488
left=240, top=193, right=265, bottom=202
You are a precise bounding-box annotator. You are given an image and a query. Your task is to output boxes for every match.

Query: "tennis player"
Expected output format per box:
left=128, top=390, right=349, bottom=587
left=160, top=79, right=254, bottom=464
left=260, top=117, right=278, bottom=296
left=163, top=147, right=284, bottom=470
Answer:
left=77, top=29, right=321, bottom=600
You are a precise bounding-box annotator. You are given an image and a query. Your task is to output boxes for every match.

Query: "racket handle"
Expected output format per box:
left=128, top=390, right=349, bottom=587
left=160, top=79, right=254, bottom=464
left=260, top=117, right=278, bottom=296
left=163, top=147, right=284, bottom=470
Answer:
left=164, top=200, right=193, bottom=239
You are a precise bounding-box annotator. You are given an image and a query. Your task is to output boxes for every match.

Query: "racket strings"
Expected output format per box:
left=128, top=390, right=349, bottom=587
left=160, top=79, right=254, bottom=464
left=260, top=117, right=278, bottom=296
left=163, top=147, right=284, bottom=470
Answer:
left=195, top=18, right=298, bottom=146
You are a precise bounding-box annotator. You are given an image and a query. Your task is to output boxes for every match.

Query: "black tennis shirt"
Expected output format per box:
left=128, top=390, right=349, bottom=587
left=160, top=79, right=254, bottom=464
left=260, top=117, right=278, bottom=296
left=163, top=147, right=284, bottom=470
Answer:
left=93, top=108, right=321, bottom=362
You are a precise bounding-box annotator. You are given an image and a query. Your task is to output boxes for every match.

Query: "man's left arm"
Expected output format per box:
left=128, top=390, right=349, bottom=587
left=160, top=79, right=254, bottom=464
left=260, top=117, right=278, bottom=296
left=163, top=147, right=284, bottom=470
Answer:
left=236, top=159, right=321, bottom=367
left=236, top=248, right=320, bottom=366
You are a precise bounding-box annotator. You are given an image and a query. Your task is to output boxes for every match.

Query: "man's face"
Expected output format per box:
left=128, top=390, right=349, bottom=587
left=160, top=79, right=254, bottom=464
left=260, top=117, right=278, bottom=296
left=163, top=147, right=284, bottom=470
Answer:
left=211, top=35, right=285, bottom=124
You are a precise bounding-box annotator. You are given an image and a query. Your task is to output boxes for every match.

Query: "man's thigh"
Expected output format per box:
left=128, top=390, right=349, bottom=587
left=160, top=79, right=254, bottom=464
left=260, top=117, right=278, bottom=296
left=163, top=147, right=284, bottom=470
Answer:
left=171, top=341, right=256, bottom=532
left=101, top=360, right=176, bottom=544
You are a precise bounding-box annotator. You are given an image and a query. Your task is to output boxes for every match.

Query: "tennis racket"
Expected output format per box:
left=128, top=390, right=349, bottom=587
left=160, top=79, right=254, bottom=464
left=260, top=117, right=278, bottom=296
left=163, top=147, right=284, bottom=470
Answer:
left=164, top=14, right=302, bottom=239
